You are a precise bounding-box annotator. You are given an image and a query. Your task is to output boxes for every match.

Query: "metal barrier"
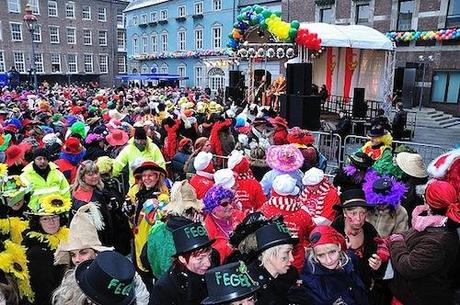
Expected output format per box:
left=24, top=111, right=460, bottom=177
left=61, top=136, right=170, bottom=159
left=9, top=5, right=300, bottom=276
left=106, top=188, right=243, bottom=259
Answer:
left=312, top=131, right=342, bottom=174
left=322, top=95, right=382, bottom=120
left=343, top=135, right=446, bottom=165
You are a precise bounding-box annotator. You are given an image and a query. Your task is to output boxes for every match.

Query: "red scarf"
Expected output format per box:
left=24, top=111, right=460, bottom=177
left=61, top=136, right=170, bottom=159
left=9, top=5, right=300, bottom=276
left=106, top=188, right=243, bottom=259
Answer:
left=299, top=179, right=330, bottom=217
left=266, top=193, right=302, bottom=212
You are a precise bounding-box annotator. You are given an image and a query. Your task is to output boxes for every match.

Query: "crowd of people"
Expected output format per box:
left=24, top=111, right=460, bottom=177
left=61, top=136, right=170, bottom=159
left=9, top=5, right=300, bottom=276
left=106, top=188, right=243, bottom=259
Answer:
left=0, top=82, right=459, bottom=305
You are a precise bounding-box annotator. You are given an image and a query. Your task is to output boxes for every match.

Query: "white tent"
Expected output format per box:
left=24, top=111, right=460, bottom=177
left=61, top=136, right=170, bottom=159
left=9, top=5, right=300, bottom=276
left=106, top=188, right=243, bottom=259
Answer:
left=297, top=23, right=395, bottom=107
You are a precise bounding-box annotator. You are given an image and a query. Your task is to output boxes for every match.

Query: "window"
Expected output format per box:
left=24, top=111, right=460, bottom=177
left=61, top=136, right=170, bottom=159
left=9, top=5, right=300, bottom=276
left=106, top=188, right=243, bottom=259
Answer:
left=133, top=16, right=138, bottom=26
left=29, top=0, right=40, bottom=14
left=150, top=12, right=157, bottom=22
left=51, top=53, right=61, bottom=72
left=0, top=52, right=5, bottom=72
left=160, top=63, right=168, bottom=74
left=10, top=23, right=22, bottom=41
left=151, top=34, right=158, bottom=52
left=212, top=26, right=222, bottom=49
left=83, top=29, right=92, bottom=45
left=118, top=55, right=126, bottom=74
left=142, top=36, right=148, bottom=53
left=68, top=54, right=77, bottom=73
left=208, top=67, right=225, bottom=92
left=447, top=0, right=460, bottom=27
left=98, top=7, right=107, bottom=22
left=99, top=54, right=108, bottom=74
left=195, top=27, right=203, bottom=49
left=84, top=54, right=93, bottom=73
left=117, top=30, right=126, bottom=50
left=356, top=4, right=369, bottom=25
left=34, top=54, right=44, bottom=73
left=195, top=2, right=203, bottom=14
left=160, top=10, right=168, bottom=20
left=133, top=37, right=139, bottom=54
left=117, top=9, right=124, bottom=27
left=178, top=6, right=186, bottom=17
left=178, top=31, right=186, bottom=51
left=49, top=26, right=60, bottom=43
left=66, top=2, right=75, bottom=18
left=99, top=31, right=107, bottom=46
left=33, top=25, right=42, bottom=42
left=8, top=0, right=20, bottom=13
left=48, top=1, right=58, bottom=17
left=82, top=5, right=91, bottom=20
left=178, top=64, right=186, bottom=87
left=160, top=32, right=168, bottom=51
left=431, top=71, right=460, bottom=104
left=397, top=0, right=414, bottom=31
left=141, top=14, right=147, bottom=24
left=13, top=52, right=25, bottom=72
left=67, top=27, right=76, bottom=44
left=195, top=65, right=203, bottom=87
left=213, top=0, right=222, bottom=11
left=320, top=8, right=333, bottom=23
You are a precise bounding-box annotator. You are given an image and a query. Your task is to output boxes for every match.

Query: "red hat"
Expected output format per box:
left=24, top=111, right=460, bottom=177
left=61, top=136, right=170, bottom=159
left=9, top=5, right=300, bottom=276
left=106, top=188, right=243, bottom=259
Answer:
left=106, top=129, right=129, bottom=147
left=269, top=116, right=288, bottom=128
left=3, top=124, right=18, bottom=134
left=309, top=225, right=347, bottom=250
left=178, top=138, right=192, bottom=151
left=287, top=127, right=315, bottom=146
left=5, top=143, right=31, bottom=166
left=62, top=137, right=84, bottom=154
left=425, top=180, right=460, bottom=223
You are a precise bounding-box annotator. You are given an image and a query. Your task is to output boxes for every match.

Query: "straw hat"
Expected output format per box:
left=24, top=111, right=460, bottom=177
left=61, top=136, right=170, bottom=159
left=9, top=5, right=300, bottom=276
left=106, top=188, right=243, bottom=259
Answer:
left=164, top=180, right=204, bottom=215
left=396, top=152, right=428, bottom=178
left=55, top=203, right=113, bottom=265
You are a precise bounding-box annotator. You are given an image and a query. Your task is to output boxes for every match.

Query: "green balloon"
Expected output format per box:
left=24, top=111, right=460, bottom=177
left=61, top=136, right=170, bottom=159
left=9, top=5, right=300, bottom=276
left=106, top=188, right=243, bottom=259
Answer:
left=228, top=33, right=234, bottom=39
left=254, top=6, right=264, bottom=13
left=274, top=11, right=282, bottom=17
left=291, top=20, right=300, bottom=29
left=260, top=19, right=268, bottom=30
left=241, top=6, right=251, bottom=13
left=233, top=22, right=239, bottom=28
left=289, top=28, right=298, bottom=38
left=250, top=14, right=259, bottom=25
left=237, top=14, right=244, bottom=22
left=262, top=9, right=272, bottom=18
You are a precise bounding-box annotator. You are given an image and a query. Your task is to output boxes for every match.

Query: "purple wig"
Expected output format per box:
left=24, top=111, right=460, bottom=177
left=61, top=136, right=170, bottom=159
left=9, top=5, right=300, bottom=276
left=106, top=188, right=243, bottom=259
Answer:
left=363, top=171, right=407, bottom=208
left=203, top=186, right=235, bottom=214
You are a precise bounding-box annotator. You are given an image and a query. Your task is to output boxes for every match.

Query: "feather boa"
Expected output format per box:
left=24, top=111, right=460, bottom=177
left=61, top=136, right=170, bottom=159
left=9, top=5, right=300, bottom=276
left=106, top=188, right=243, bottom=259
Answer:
left=362, top=171, right=407, bottom=208
left=209, top=119, right=232, bottom=156
left=343, top=164, right=374, bottom=184
left=164, top=119, right=181, bottom=160
left=59, top=150, right=86, bottom=165
left=27, top=227, right=69, bottom=250
left=0, top=217, right=29, bottom=244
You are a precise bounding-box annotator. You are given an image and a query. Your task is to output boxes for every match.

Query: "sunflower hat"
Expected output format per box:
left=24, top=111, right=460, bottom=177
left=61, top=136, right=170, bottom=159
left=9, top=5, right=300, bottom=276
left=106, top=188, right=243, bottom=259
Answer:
left=30, top=193, right=71, bottom=216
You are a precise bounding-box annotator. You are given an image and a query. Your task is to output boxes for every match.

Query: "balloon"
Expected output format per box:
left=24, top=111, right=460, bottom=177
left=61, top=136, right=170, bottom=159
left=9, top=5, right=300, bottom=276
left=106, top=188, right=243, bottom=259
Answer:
left=228, top=33, right=234, bottom=39
left=250, top=14, right=259, bottom=25
left=260, top=19, right=268, bottom=30
left=237, top=14, right=244, bottom=22
left=241, top=6, right=251, bottom=13
left=246, top=11, right=254, bottom=20
left=254, top=5, right=264, bottom=13
left=274, top=11, right=282, bottom=17
left=289, top=28, right=298, bottom=38
left=262, top=9, right=272, bottom=18
left=291, top=20, right=300, bottom=29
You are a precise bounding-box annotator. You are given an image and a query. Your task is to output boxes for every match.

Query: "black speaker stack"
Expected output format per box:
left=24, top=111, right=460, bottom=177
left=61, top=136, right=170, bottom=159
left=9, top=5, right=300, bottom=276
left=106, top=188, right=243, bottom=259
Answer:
left=352, top=87, right=367, bottom=118
left=283, top=63, right=321, bottom=131
left=226, top=71, right=245, bottom=104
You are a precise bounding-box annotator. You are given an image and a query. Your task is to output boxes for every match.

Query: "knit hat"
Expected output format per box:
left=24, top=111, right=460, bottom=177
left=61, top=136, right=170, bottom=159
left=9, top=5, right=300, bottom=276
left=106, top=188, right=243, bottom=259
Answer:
left=96, top=156, right=114, bottom=175
left=194, top=152, right=214, bottom=171
left=309, top=225, right=346, bottom=250
left=203, top=186, right=235, bottom=213
left=164, top=180, right=204, bottom=215
left=266, top=144, right=304, bottom=173
left=213, top=169, right=235, bottom=190
left=55, top=203, right=113, bottom=265
left=272, top=174, right=299, bottom=196
left=227, top=150, right=244, bottom=170
left=396, top=152, right=428, bottom=178
left=425, top=180, right=460, bottom=223
left=33, top=147, right=49, bottom=160
left=302, top=167, right=325, bottom=186
left=134, top=127, right=147, bottom=140
left=43, top=133, right=63, bottom=146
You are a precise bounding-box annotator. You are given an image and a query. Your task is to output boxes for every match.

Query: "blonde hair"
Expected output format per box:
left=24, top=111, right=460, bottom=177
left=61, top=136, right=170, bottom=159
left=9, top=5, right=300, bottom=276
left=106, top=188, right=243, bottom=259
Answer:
left=72, top=160, right=104, bottom=192
left=259, top=244, right=293, bottom=268
left=52, top=269, right=88, bottom=305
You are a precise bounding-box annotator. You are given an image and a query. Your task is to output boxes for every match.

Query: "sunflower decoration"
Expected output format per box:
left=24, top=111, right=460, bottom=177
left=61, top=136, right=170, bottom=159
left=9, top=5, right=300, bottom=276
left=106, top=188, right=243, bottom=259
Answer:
left=1, top=175, right=31, bottom=208
left=40, top=194, right=71, bottom=215
left=0, top=218, right=28, bottom=244
left=0, top=163, right=8, bottom=181
left=0, top=240, right=35, bottom=302
left=27, top=227, right=69, bottom=250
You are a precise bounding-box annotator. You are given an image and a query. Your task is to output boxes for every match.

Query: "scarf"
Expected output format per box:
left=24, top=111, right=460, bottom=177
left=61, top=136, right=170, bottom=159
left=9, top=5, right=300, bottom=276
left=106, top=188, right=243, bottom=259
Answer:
left=267, top=193, right=302, bottom=212
left=210, top=214, right=233, bottom=238
left=236, top=172, right=255, bottom=180
left=299, top=179, right=330, bottom=217
left=27, top=227, right=70, bottom=250
left=196, top=170, right=214, bottom=179
left=411, top=205, right=447, bottom=232
left=32, top=163, right=51, bottom=181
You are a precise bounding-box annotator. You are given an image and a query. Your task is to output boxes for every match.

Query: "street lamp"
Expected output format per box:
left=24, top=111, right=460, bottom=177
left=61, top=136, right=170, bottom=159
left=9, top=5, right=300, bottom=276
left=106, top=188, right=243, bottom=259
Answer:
left=417, top=54, right=434, bottom=110
left=23, top=4, right=38, bottom=92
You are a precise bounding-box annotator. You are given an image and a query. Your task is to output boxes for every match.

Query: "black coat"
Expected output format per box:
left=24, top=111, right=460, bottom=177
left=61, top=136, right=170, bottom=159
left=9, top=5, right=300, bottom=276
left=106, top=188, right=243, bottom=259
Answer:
left=149, top=266, right=208, bottom=305
left=333, top=169, right=367, bottom=192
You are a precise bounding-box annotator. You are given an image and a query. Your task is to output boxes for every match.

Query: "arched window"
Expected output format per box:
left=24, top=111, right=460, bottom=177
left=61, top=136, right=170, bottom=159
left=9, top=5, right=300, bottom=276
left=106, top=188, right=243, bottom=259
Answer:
left=178, top=63, right=187, bottom=87
left=208, top=67, right=225, bottom=92
left=160, top=63, right=168, bottom=74
left=132, top=35, right=139, bottom=55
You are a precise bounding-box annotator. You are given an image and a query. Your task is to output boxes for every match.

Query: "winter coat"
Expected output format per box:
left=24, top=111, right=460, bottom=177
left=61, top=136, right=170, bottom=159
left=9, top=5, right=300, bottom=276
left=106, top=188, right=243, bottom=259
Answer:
left=113, top=137, right=166, bottom=185
left=301, top=254, right=369, bottom=305
left=366, top=206, right=409, bottom=238
left=259, top=194, right=315, bottom=272
left=234, top=176, right=266, bottom=212
left=20, top=162, right=71, bottom=211
left=260, top=169, right=304, bottom=196
left=392, top=110, right=407, bottom=140
left=389, top=226, right=459, bottom=305
left=149, top=266, right=208, bottom=305
left=189, top=173, right=214, bottom=199
left=171, top=151, right=190, bottom=180
left=54, top=158, right=78, bottom=184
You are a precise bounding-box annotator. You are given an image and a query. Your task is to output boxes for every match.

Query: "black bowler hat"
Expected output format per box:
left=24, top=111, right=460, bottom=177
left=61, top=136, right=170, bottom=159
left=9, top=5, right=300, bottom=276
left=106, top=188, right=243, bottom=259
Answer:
left=201, top=261, right=259, bottom=305
left=348, top=152, right=374, bottom=169
left=334, top=188, right=373, bottom=210
left=173, top=222, right=214, bottom=256
left=367, top=126, right=388, bottom=137
left=373, top=177, right=392, bottom=194
left=255, top=220, right=298, bottom=254
left=75, top=251, right=135, bottom=305
left=229, top=212, right=269, bottom=247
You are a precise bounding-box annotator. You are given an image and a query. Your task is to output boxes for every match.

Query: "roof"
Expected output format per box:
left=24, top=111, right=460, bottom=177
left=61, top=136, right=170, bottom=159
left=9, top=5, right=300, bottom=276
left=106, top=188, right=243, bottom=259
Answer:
left=299, top=23, right=395, bottom=51
left=115, top=73, right=189, bottom=81
left=124, top=0, right=170, bottom=12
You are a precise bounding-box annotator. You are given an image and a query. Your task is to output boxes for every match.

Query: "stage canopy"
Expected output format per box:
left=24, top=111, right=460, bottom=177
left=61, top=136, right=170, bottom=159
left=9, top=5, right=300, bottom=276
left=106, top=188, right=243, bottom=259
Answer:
left=115, top=73, right=189, bottom=82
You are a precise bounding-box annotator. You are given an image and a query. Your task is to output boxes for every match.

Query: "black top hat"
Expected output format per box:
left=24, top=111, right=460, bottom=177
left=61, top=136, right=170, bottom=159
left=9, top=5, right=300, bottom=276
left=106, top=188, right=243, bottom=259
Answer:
left=75, top=251, right=135, bottom=305
left=373, top=177, right=392, bottom=194
left=255, top=220, right=298, bottom=254
left=173, top=222, right=214, bottom=256
left=201, top=261, right=259, bottom=305
left=367, top=125, right=388, bottom=137
left=334, top=189, right=373, bottom=210
left=348, top=152, right=374, bottom=169
left=229, top=212, right=270, bottom=247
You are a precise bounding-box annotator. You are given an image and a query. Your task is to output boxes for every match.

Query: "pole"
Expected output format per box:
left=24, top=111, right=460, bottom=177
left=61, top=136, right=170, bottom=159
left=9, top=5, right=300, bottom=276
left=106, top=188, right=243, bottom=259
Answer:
left=30, top=30, right=38, bottom=92
left=418, top=61, right=426, bottom=111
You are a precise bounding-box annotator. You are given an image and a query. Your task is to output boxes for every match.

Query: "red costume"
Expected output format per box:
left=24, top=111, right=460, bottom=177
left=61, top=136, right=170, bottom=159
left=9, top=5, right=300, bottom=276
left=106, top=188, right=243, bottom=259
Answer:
left=299, top=179, right=340, bottom=222
left=189, top=173, right=214, bottom=199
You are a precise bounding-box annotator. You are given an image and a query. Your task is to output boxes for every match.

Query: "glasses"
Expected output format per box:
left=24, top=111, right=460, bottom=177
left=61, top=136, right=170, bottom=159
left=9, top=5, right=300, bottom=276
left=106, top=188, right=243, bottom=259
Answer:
left=40, top=215, right=60, bottom=223
left=220, top=200, right=231, bottom=208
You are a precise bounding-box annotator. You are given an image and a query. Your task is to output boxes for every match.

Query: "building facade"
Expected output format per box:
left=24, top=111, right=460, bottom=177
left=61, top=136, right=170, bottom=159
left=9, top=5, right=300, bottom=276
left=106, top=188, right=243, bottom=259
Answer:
left=283, top=0, right=460, bottom=116
left=0, top=0, right=128, bottom=87
left=125, top=0, right=237, bottom=92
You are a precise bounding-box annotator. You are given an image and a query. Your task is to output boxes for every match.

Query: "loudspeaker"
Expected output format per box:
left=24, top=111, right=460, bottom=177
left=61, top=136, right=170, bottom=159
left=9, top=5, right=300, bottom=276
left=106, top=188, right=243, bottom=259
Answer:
left=225, top=86, right=244, bottom=103
left=286, top=63, right=312, bottom=95
left=352, top=87, right=367, bottom=118
left=279, top=94, right=288, bottom=119
left=229, top=71, right=244, bottom=87
left=287, top=94, right=321, bottom=130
